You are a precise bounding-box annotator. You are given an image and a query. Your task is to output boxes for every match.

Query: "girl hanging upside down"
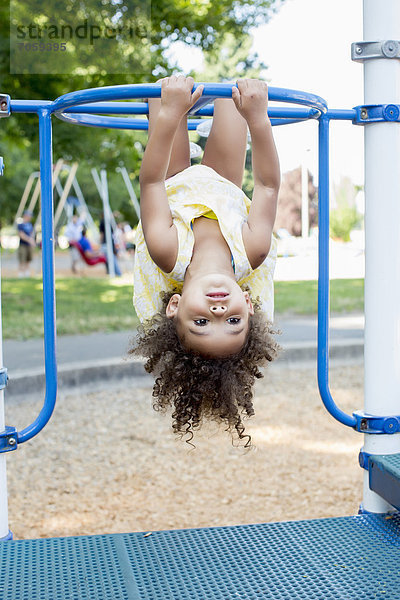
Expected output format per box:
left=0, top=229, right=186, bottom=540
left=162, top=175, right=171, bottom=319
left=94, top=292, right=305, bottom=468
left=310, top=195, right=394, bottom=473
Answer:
left=130, top=75, right=281, bottom=447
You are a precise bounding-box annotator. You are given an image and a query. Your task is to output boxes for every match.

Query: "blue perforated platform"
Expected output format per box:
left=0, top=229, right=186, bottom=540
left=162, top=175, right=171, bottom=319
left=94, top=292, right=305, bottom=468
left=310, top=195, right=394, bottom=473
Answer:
left=369, top=453, right=400, bottom=512
left=1, top=513, right=400, bottom=599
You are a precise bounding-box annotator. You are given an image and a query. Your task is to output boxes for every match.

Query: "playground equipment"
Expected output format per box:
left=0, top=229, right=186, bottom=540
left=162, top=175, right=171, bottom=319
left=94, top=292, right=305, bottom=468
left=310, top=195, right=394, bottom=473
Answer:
left=1, top=1, right=400, bottom=594
left=68, top=240, right=107, bottom=267
left=15, top=159, right=99, bottom=242
left=91, top=165, right=139, bottom=277
left=117, top=165, right=141, bottom=220
left=53, top=163, right=99, bottom=239
left=13, top=158, right=64, bottom=224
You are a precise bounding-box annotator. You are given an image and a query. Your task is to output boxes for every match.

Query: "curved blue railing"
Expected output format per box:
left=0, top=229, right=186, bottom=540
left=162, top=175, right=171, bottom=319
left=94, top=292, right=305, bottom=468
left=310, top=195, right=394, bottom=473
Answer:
left=50, top=83, right=327, bottom=129
left=54, top=106, right=322, bottom=130
left=17, top=108, right=58, bottom=443
left=6, top=83, right=358, bottom=445
left=317, top=115, right=357, bottom=428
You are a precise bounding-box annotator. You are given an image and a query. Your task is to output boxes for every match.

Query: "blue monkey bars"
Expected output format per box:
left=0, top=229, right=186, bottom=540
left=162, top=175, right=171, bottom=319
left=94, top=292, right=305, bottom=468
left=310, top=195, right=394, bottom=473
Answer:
left=3, top=82, right=359, bottom=448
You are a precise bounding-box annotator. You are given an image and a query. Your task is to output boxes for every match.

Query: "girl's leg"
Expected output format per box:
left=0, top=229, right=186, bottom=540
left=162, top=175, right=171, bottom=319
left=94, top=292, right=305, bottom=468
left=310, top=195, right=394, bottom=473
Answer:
left=201, top=98, right=248, bottom=188
left=147, top=98, right=190, bottom=179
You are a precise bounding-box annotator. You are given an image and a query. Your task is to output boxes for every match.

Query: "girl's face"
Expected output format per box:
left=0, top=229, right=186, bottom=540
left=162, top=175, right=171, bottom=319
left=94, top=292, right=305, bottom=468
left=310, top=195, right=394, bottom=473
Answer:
left=166, top=274, right=254, bottom=357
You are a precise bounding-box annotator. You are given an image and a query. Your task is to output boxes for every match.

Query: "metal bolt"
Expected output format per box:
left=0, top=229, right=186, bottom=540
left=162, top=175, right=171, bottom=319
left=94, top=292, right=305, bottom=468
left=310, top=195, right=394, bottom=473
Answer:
left=361, top=109, right=368, bottom=120
left=0, top=101, right=7, bottom=111
left=8, top=438, right=16, bottom=446
left=356, top=46, right=362, bottom=54
left=360, top=418, right=368, bottom=431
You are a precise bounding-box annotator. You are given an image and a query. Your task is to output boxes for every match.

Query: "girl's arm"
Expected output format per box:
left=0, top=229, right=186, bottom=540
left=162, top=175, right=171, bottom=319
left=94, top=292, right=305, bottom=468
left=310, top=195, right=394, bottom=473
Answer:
left=18, top=228, right=36, bottom=246
left=139, top=76, right=203, bottom=272
left=232, top=79, right=280, bottom=269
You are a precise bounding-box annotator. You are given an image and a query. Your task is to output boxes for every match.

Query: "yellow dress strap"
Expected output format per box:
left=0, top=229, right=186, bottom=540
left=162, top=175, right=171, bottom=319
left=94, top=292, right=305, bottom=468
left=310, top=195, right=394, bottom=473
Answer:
left=202, top=210, right=218, bottom=220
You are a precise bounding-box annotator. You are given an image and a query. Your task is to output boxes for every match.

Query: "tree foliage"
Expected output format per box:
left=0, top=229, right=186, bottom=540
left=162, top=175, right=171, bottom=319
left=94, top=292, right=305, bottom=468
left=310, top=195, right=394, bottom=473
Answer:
left=330, top=176, right=362, bottom=242
left=0, top=0, right=284, bottom=224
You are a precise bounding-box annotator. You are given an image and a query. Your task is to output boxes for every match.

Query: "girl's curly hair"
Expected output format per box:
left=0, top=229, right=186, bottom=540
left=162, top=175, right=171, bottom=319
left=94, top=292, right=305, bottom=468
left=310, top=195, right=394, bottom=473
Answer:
left=129, top=291, right=280, bottom=447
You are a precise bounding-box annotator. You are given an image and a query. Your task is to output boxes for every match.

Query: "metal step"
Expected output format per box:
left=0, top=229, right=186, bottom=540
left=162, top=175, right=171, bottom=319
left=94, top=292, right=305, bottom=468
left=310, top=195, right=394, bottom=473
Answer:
left=369, top=453, right=400, bottom=511
left=1, top=513, right=400, bottom=599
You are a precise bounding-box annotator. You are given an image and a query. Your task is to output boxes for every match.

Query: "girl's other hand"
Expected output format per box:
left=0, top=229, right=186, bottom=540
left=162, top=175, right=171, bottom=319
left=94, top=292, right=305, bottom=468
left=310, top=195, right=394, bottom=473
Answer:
left=159, top=75, right=204, bottom=121
left=232, top=79, right=269, bottom=127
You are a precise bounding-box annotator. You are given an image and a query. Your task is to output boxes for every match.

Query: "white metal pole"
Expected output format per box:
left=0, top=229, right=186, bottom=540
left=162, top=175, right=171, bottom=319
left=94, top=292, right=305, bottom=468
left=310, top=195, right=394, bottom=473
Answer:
left=362, top=0, right=400, bottom=512
left=100, top=170, right=115, bottom=278
left=0, top=253, right=10, bottom=538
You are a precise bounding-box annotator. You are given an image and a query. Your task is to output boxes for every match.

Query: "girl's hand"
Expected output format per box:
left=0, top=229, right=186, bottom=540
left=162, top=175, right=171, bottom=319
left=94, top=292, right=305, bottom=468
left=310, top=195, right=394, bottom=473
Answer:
left=159, top=75, right=204, bottom=120
left=232, top=79, right=269, bottom=127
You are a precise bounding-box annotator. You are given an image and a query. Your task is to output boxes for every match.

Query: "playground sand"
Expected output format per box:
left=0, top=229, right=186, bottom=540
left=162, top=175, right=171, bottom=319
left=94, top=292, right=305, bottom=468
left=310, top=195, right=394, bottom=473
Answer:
left=6, top=363, right=363, bottom=540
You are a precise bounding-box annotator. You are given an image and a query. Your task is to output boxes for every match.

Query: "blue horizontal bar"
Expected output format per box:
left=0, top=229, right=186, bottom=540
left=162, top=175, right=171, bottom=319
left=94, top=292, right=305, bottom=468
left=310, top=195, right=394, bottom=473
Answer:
left=56, top=112, right=150, bottom=129
left=54, top=103, right=322, bottom=130
left=326, top=109, right=357, bottom=121
left=10, top=99, right=53, bottom=113
left=62, top=102, right=319, bottom=119
left=49, top=83, right=327, bottom=129
left=51, top=83, right=327, bottom=113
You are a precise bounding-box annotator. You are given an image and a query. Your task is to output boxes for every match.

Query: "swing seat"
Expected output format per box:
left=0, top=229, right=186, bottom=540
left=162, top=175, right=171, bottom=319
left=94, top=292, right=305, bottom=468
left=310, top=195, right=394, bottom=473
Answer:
left=69, top=240, right=107, bottom=266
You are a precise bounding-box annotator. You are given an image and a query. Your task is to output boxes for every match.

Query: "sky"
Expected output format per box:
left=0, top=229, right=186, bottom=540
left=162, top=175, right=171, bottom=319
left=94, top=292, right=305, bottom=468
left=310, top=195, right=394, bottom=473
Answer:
left=168, top=0, right=365, bottom=186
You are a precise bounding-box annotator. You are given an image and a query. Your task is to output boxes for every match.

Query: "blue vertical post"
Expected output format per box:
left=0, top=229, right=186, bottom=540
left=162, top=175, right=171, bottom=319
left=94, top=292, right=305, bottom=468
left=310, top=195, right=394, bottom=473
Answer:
left=0, top=159, right=10, bottom=539
left=17, top=109, right=57, bottom=443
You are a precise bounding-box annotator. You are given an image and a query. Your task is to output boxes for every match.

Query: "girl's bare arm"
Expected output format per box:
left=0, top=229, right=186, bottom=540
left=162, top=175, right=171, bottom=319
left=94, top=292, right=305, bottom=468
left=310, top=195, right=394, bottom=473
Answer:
left=232, top=79, right=280, bottom=269
left=139, top=76, right=204, bottom=273
left=139, top=110, right=181, bottom=272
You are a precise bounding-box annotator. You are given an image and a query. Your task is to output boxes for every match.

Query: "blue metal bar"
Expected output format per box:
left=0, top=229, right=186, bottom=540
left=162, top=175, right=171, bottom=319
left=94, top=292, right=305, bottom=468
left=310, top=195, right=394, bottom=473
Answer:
left=47, top=102, right=319, bottom=121
left=55, top=113, right=150, bottom=129
left=17, top=108, right=58, bottom=444
left=50, top=83, right=327, bottom=129
left=54, top=111, right=320, bottom=130
left=10, top=100, right=53, bottom=113
left=51, top=83, right=328, bottom=114
left=7, top=85, right=360, bottom=442
left=317, top=115, right=357, bottom=429
left=326, top=108, right=357, bottom=121
left=59, top=102, right=319, bottom=118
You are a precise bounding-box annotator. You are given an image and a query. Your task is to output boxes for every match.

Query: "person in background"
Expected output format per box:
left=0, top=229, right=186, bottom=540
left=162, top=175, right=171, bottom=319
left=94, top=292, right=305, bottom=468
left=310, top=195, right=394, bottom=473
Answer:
left=65, top=213, right=85, bottom=274
left=78, top=227, right=121, bottom=277
left=17, top=210, right=36, bottom=278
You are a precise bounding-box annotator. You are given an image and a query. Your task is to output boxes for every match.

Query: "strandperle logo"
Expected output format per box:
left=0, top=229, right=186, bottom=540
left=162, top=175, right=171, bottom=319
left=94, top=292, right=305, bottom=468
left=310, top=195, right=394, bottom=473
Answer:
left=10, top=0, right=152, bottom=76
left=15, top=19, right=148, bottom=46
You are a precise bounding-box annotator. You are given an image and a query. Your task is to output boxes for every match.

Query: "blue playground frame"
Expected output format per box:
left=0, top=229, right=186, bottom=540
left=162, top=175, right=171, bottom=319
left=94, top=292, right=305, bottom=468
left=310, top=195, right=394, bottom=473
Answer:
left=0, top=83, right=360, bottom=448
left=2, top=80, right=400, bottom=598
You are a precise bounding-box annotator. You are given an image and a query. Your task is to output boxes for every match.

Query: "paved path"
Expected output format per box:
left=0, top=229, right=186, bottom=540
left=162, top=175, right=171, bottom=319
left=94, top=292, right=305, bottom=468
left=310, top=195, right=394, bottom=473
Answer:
left=3, top=312, right=364, bottom=373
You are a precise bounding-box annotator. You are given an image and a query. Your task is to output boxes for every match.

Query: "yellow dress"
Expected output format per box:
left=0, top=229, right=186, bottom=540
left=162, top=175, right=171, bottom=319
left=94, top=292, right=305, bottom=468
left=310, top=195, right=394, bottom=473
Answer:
left=133, top=164, right=277, bottom=324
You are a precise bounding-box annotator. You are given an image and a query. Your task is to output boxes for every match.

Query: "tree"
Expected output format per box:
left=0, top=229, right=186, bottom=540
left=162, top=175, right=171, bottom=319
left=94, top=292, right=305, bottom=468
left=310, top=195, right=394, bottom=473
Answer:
left=330, top=176, right=362, bottom=242
left=0, top=0, right=285, bottom=223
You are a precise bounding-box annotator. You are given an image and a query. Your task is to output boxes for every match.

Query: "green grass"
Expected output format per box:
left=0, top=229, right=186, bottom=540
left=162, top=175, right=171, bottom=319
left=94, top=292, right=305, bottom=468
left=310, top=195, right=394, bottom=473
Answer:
left=275, top=278, right=364, bottom=315
left=2, top=277, right=364, bottom=340
left=2, top=277, right=140, bottom=340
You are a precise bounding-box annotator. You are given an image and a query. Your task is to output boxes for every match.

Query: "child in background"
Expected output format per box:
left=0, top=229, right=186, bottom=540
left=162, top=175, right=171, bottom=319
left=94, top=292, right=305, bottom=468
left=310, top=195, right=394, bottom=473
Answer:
left=17, top=210, right=36, bottom=278
left=131, top=76, right=281, bottom=446
left=65, top=213, right=85, bottom=274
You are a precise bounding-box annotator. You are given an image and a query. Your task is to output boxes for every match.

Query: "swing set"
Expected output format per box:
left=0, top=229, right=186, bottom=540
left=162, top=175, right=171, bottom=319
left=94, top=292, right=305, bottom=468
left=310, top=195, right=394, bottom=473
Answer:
left=1, top=1, right=400, bottom=595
